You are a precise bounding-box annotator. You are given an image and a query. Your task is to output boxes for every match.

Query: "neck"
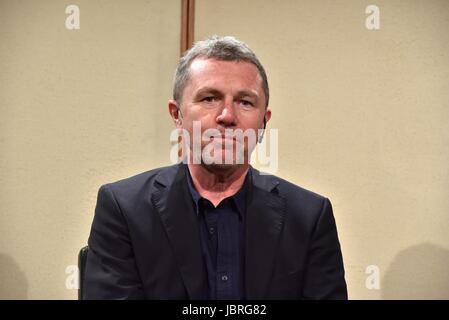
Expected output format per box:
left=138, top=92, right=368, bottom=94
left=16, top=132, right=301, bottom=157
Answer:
left=187, top=163, right=249, bottom=207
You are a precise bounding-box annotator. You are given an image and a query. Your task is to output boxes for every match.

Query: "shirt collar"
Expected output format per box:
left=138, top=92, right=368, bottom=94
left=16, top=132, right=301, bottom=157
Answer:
left=185, top=166, right=249, bottom=218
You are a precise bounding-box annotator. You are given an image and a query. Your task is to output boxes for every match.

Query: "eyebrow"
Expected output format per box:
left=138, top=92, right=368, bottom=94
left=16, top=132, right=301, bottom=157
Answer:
left=194, top=87, right=222, bottom=97
left=194, top=87, right=260, bottom=100
left=235, top=90, right=259, bottom=100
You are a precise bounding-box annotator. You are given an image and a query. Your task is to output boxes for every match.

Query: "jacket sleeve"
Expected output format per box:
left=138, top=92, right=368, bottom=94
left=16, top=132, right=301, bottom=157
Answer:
left=302, top=198, right=348, bottom=299
left=83, top=184, right=145, bottom=299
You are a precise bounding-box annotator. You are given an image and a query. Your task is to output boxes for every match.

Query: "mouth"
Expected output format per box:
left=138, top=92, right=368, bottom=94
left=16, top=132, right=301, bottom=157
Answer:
left=210, top=134, right=237, bottom=142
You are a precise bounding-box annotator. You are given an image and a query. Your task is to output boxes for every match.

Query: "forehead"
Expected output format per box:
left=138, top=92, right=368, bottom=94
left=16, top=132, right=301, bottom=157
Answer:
left=187, top=58, right=263, bottom=91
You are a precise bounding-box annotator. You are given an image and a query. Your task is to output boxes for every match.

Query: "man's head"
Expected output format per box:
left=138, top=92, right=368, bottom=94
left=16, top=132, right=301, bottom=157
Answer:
left=168, top=36, right=271, bottom=168
left=173, top=35, right=269, bottom=108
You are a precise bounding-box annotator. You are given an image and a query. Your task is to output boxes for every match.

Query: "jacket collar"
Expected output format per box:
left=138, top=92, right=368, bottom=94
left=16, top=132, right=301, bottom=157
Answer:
left=151, top=163, right=286, bottom=299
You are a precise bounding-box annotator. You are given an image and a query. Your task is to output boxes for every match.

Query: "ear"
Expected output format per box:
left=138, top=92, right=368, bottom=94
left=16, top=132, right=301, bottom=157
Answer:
left=264, top=108, right=272, bottom=126
left=168, top=100, right=182, bottom=127
left=258, top=107, right=272, bottom=143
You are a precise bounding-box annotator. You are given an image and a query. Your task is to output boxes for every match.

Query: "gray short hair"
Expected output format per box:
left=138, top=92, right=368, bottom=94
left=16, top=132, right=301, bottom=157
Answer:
left=173, top=35, right=269, bottom=107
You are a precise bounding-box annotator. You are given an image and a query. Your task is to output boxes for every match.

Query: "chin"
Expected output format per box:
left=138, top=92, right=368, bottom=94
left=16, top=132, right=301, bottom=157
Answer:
left=202, top=162, right=245, bottom=174
left=212, top=149, right=247, bottom=164
left=202, top=154, right=249, bottom=173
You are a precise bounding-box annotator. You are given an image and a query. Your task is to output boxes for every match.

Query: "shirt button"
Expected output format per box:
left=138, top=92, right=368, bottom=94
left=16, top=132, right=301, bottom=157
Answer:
left=221, top=275, right=228, bottom=281
left=209, top=227, right=215, bottom=234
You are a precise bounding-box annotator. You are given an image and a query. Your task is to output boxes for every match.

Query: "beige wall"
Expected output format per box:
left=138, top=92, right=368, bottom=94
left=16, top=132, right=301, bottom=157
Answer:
left=0, top=0, right=180, bottom=299
left=0, top=0, right=448, bottom=299
left=196, top=0, right=449, bottom=299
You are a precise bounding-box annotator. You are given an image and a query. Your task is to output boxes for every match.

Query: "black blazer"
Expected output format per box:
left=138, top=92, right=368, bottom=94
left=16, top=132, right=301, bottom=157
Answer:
left=84, top=163, right=347, bottom=299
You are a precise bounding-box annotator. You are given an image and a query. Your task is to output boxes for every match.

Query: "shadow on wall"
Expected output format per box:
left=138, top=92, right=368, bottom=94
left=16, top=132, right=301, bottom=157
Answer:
left=382, top=243, right=449, bottom=299
left=0, top=253, right=28, bottom=299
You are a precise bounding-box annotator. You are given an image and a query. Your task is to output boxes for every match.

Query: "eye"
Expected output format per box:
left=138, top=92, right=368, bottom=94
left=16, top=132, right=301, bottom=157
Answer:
left=239, top=99, right=253, bottom=107
left=202, top=96, right=216, bottom=103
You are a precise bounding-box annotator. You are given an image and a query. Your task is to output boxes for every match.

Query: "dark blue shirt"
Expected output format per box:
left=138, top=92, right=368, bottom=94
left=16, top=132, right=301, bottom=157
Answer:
left=186, top=168, right=249, bottom=300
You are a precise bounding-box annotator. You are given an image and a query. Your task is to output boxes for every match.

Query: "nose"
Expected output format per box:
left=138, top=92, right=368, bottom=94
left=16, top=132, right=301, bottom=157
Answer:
left=216, top=101, right=237, bottom=127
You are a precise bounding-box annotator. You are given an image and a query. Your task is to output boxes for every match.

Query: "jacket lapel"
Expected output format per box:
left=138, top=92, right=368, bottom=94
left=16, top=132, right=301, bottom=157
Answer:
left=245, top=168, right=286, bottom=299
left=151, top=163, right=208, bottom=299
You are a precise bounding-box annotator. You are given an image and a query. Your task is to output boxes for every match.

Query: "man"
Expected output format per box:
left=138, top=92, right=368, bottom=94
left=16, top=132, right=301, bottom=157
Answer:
left=84, top=36, right=347, bottom=299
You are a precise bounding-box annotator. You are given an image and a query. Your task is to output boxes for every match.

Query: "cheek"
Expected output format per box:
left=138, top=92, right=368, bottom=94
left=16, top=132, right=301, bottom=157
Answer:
left=240, top=116, right=264, bottom=131
left=181, top=114, right=215, bottom=140
left=238, top=108, right=265, bottom=123
left=189, top=113, right=216, bottom=130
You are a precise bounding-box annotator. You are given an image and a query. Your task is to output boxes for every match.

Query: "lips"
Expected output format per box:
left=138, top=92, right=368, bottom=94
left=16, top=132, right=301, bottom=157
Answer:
left=209, top=134, right=235, bottom=141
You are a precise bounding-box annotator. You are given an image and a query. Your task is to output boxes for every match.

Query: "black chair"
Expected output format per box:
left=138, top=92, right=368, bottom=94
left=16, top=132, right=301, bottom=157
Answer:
left=78, top=246, right=89, bottom=300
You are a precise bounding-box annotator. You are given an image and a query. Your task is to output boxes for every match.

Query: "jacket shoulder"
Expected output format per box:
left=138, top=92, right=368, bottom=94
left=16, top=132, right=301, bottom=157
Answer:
left=254, top=168, right=327, bottom=204
left=278, top=176, right=327, bottom=204
left=252, top=168, right=330, bottom=227
left=101, top=164, right=178, bottom=200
